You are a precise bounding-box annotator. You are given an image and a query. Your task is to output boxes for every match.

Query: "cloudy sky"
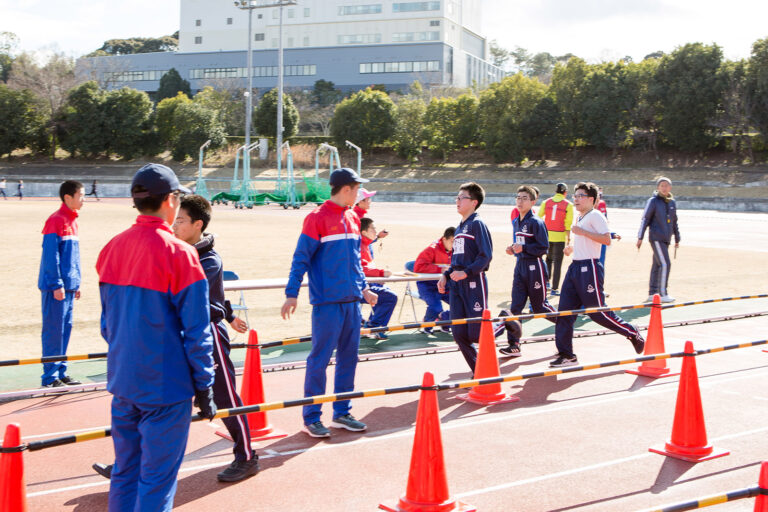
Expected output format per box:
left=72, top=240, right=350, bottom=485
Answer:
left=2, top=0, right=767, bottom=63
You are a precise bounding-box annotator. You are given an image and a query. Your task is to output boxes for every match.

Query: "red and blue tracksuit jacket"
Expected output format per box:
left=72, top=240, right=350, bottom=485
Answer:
left=96, top=215, right=215, bottom=406
left=286, top=200, right=367, bottom=304
left=415, top=239, right=452, bottom=324
left=38, top=203, right=81, bottom=292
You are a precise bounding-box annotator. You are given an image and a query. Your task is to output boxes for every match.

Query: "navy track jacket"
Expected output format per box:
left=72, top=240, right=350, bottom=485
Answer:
left=637, top=192, right=681, bottom=244
left=445, top=212, right=493, bottom=278
left=195, top=234, right=235, bottom=325
left=512, top=210, right=549, bottom=259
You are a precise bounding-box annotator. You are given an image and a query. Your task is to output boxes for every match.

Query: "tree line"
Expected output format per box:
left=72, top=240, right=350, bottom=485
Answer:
left=2, top=36, right=768, bottom=163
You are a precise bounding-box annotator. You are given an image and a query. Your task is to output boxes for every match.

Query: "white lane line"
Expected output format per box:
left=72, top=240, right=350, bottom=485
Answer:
left=26, top=368, right=768, bottom=499
left=454, top=425, right=768, bottom=499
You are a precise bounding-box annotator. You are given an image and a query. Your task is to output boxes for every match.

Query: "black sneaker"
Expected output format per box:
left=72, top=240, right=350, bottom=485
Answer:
left=549, top=355, right=578, bottom=368
left=60, top=376, right=82, bottom=386
left=217, top=457, right=259, bottom=482
left=629, top=331, right=645, bottom=354
left=499, top=343, right=522, bottom=358
left=492, top=309, right=509, bottom=338
left=92, top=463, right=113, bottom=479
left=42, top=379, right=65, bottom=388
left=330, top=414, right=367, bottom=432
left=303, top=421, right=331, bottom=438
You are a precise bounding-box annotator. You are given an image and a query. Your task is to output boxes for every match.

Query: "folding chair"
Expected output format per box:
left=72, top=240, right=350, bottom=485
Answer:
left=397, top=261, right=422, bottom=323
left=223, top=270, right=249, bottom=335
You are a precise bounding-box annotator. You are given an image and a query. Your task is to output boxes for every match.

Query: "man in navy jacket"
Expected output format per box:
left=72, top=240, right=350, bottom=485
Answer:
left=636, top=177, right=681, bottom=303
left=438, top=182, right=493, bottom=372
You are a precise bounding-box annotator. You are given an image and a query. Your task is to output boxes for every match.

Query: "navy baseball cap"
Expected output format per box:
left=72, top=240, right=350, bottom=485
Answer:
left=131, top=163, right=190, bottom=198
left=329, top=167, right=369, bottom=187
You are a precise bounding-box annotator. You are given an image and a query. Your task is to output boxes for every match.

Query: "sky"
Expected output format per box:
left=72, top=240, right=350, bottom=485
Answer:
left=2, top=0, right=767, bottom=64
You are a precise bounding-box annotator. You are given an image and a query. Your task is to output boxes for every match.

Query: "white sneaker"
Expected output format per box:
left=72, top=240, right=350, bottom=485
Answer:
left=660, top=295, right=675, bottom=303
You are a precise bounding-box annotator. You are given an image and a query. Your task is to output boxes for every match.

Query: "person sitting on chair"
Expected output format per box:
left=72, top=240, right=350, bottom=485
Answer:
left=360, top=217, right=398, bottom=340
left=414, top=227, right=454, bottom=335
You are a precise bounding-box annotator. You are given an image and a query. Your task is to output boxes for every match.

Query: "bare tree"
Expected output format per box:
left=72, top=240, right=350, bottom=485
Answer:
left=8, top=52, right=80, bottom=156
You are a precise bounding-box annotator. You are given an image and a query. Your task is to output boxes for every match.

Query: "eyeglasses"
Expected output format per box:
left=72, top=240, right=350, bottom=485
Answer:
left=456, top=195, right=472, bottom=202
left=573, top=193, right=589, bottom=198
left=515, top=196, right=531, bottom=201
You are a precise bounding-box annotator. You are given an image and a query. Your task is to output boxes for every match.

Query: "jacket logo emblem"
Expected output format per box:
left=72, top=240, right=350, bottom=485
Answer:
left=473, top=301, right=482, bottom=311
left=534, top=281, right=541, bottom=289
left=587, top=284, right=595, bottom=293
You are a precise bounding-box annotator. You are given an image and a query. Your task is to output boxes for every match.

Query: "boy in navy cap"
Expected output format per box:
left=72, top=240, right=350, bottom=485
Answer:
left=97, top=163, right=217, bottom=511
left=282, top=167, right=378, bottom=438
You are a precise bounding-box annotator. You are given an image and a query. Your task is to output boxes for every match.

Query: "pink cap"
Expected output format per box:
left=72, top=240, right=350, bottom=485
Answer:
left=356, top=188, right=376, bottom=202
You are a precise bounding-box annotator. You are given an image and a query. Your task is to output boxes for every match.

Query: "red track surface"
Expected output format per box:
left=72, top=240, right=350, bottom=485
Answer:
left=3, top=315, right=768, bottom=511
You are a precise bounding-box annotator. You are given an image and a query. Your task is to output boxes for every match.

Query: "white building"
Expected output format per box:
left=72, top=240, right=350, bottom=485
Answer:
left=84, top=0, right=504, bottom=94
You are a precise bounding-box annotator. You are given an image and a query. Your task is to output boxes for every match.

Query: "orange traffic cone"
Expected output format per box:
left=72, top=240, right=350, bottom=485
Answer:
left=217, top=329, right=287, bottom=442
left=649, top=341, right=729, bottom=462
left=626, top=294, right=679, bottom=378
left=379, top=373, right=476, bottom=512
left=755, top=461, right=768, bottom=511
left=457, top=310, right=519, bottom=405
left=0, top=423, right=27, bottom=512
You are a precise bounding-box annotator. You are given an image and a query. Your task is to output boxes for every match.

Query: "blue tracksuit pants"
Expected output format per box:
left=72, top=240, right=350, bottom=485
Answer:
left=41, top=290, right=75, bottom=385
left=211, top=322, right=254, bottom=462
left=303, top=301, right=362, bottom=424
left=109, top=396, right=191, bottom=512
left=417, top=280, right=450, bottom=323
left=509, top=257, right=557, bottom=343
left=649, top=240, right=672, bottom=296
left=448, top=273, right=488, bottom=372
left=555, top=259, right=639, bottom=357
left=364, top=283, right=398, bottom=328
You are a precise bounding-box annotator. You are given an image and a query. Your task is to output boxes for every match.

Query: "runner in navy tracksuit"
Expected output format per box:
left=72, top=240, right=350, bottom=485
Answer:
left=636, top=177, right=680, bottom=303
left=439, top=182, right=493, bottom=372
left=38, top=180, right=85, bottom=387
left=282, top=168, right=378, bottom=438
left=97, top=164, right=217, bottom=511
left=500, top=186, right=557, bottom=357
left=551, top=182, right=645, bottom=368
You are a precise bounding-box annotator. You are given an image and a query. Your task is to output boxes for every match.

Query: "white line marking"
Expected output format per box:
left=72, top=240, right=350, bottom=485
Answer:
left=26, top=368, right=768, bottom=499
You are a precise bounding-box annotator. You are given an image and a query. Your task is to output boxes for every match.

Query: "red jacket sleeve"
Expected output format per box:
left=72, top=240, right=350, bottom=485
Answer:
left=414, top=244, right=442, bottom=274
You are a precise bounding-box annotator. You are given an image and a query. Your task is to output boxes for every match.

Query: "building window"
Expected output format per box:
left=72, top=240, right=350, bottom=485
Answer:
left=255, top=33, right=265, bottom=41
left=104, top=70, right=168, bottom=82
left=272, top=38, right=278, bottom=48
left=304, top=7, right=310, bottom=17
left=393, top=1, right=440, bottom=12
left=303, top=36, right=310, bottom=46
left=359, top=60, right=440, bottom=73
left=338, top=33, right=382, bottom=45
left=272, top=9, right=278, bottom=18
left=338, top=4, right=382, bottom=15
left=392, top=31, right=439, bottom=42
left=195, top=19, right=201, bottom=26
left=257, top=13, right=263, bottom=19
left=287, top=8, right=294, bottom=18
left=227, top=17, right=233, bottom=25
left=194, top=36, right=203, bottom=44
left=430, top=20, right=440, bottom=26
left=287, top=37, right=294, bottom=47
left=190, top=65, right=317, bottom=79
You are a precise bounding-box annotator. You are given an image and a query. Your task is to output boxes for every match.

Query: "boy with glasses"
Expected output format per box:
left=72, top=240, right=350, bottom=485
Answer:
left=551, top=182, right=645, bottom=367
left=500, top=186, right=556, bottom=357
left=438, top=182, right=493, bottom=372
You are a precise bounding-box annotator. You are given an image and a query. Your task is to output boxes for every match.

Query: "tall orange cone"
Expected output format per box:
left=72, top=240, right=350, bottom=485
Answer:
left=627, top=294, right=679, bottom=378
left=0, top=423, right=27, bottom=512
left=379, top=373, right=476, bottom=512
left=457, top=310, right=519, bottom=405
left=217, top=329, right=287, bottom=442
left=755, top=461, right=768, bottom=511
left=649, top=341, right=729, bottom=462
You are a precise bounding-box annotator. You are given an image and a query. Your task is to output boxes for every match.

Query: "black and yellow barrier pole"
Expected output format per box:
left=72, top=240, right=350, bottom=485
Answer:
left=5, top=339, right=767, bottom=454
left=640, top=485, right=766, bottom=512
